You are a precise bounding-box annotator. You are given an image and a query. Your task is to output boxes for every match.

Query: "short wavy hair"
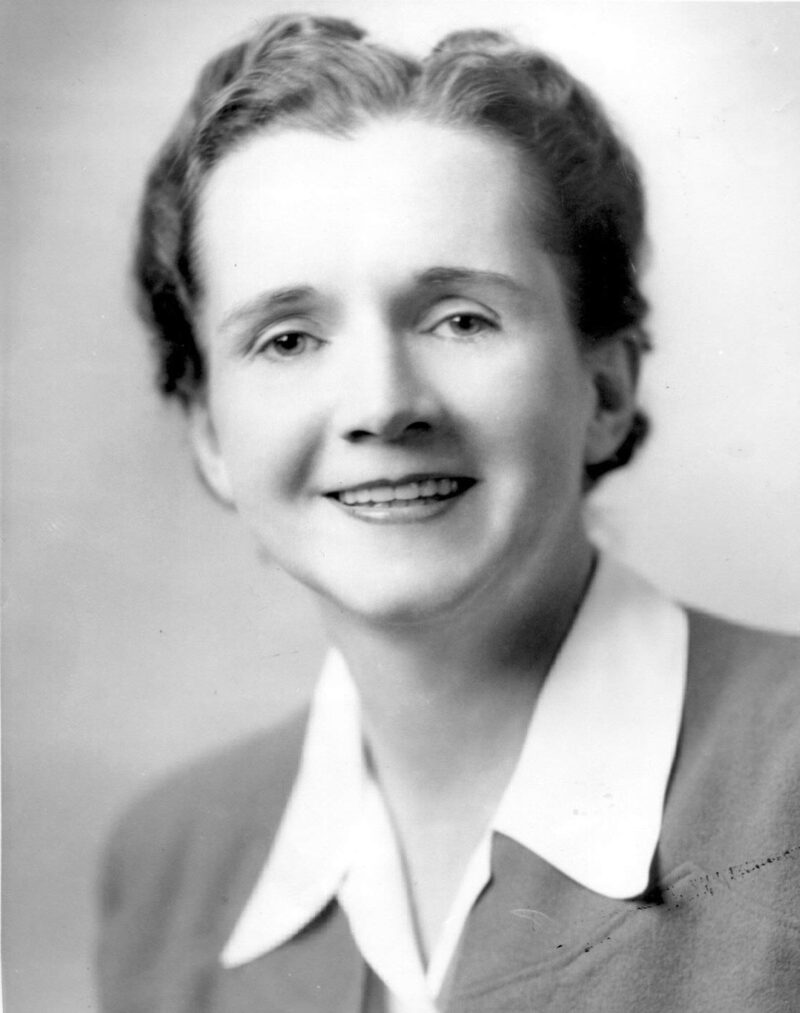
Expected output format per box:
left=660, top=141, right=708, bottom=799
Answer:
left=135, top=12, right=651, bottom=481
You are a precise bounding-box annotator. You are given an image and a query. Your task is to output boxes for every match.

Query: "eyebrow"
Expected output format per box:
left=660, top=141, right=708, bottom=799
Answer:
left=219, top=286, right=319, bottom=336
left=412, top=267, right=528, bottom=297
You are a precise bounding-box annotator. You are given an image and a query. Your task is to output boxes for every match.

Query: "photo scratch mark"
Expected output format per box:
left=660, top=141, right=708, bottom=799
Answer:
left=510, top=908, right=559, bottom=932
left=523, top=845, right=800, bottom=955
left=638, top=845, right=800, bottom=913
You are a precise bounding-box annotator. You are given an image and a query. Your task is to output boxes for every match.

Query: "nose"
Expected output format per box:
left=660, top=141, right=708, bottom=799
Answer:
left=334, top=328, right=443, bottom=444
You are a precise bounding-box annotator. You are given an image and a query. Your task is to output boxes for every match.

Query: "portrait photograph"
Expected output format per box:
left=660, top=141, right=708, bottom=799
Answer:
left=4, top=2, right=800, bottom=1011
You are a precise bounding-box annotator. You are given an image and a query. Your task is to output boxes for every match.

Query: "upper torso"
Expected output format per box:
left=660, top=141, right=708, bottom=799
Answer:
left=98, top=605, right=800, bottom=1012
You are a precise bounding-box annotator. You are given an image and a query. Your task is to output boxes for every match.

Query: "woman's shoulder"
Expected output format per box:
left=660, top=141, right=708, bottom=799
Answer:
left=667, top=612, right=800, bottom=925
left=687, top=608, right=799, bottom=666
left=102, top=708, right=309, bottom=889
left=97, top=711, right=312, bottom=1007
left=682, top=608, right=800, bottom=766
left=685, top=608, right=799, bottom=703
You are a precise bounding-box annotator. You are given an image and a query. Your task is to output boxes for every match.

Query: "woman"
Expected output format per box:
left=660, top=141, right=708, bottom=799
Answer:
left=99, top=13, right=800, bottom=1012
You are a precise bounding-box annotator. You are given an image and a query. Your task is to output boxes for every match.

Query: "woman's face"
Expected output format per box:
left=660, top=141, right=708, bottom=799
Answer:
left=192, top=119, right=626, bottom=624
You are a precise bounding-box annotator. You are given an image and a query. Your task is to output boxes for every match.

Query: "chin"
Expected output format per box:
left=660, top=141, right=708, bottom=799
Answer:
left=309, top=563, right=500, bottom=629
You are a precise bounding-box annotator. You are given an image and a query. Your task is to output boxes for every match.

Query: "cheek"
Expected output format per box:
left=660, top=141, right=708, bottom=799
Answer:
left=210, top=377, right=322, bottom=508
left=456, top=347, right=591, bottom=465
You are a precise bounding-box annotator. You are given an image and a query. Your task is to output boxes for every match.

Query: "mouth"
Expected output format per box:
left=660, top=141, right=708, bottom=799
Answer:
left=325, top=475, right=476, bottom=519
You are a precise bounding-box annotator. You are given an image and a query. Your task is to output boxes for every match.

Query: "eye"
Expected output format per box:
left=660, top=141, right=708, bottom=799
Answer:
left=429, top=311, right=498, bottom=340
left=256, top=330, right=322, bottom=360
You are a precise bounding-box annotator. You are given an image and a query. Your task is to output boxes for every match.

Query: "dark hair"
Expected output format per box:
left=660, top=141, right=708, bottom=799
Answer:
left=135, top=13, right=650, bottom=481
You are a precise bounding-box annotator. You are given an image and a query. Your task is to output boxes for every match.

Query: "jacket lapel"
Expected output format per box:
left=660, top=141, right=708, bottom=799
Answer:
left=213, top=900, right=368, bottom=1013
left=440, top=835, right=631, bottom=1012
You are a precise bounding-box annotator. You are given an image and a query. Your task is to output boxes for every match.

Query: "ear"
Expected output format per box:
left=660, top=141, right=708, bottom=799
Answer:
left=187, top=400, right=236, bottom=507
left=582, top=332, right=640, bottom=469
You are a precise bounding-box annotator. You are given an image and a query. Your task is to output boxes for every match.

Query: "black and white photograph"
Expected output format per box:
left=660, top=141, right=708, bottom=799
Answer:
left=4, top=2, right=800, bottom=1011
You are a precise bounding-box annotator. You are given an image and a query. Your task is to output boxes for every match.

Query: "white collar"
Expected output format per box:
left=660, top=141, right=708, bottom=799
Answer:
left=221, top=553, right=688, bottom=970
left=492, top=553, right=688, bottom=896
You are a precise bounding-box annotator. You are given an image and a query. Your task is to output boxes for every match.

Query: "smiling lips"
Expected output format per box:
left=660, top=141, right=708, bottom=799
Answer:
left=328, top=476, right=475, bottom=509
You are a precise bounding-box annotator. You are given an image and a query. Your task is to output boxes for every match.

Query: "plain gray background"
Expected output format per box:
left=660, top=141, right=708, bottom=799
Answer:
left=4, top=2, right=800, bottom=1010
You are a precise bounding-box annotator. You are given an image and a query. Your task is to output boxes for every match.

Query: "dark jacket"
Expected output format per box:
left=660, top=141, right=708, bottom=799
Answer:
left=98, top=611, right=800, bottom=1012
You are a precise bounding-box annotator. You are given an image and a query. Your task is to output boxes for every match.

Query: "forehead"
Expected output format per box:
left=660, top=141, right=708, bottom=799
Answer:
left=197, top=119, right=548, bottom=315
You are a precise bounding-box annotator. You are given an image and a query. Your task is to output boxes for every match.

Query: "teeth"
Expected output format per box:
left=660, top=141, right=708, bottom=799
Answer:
left=368, top=486, right=394, bottom=503
left=395, top=482, right=420, bottom=500
left=338, top=478, right=462, bottom=506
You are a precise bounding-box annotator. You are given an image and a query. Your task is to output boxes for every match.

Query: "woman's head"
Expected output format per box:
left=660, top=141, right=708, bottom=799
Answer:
left=136, top=12, right=649, bottom=483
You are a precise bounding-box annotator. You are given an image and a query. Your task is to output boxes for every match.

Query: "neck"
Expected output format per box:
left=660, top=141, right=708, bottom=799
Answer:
left=318, top=535, right=595, bottom=959
left=318, top=537, right=595, bottom=810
